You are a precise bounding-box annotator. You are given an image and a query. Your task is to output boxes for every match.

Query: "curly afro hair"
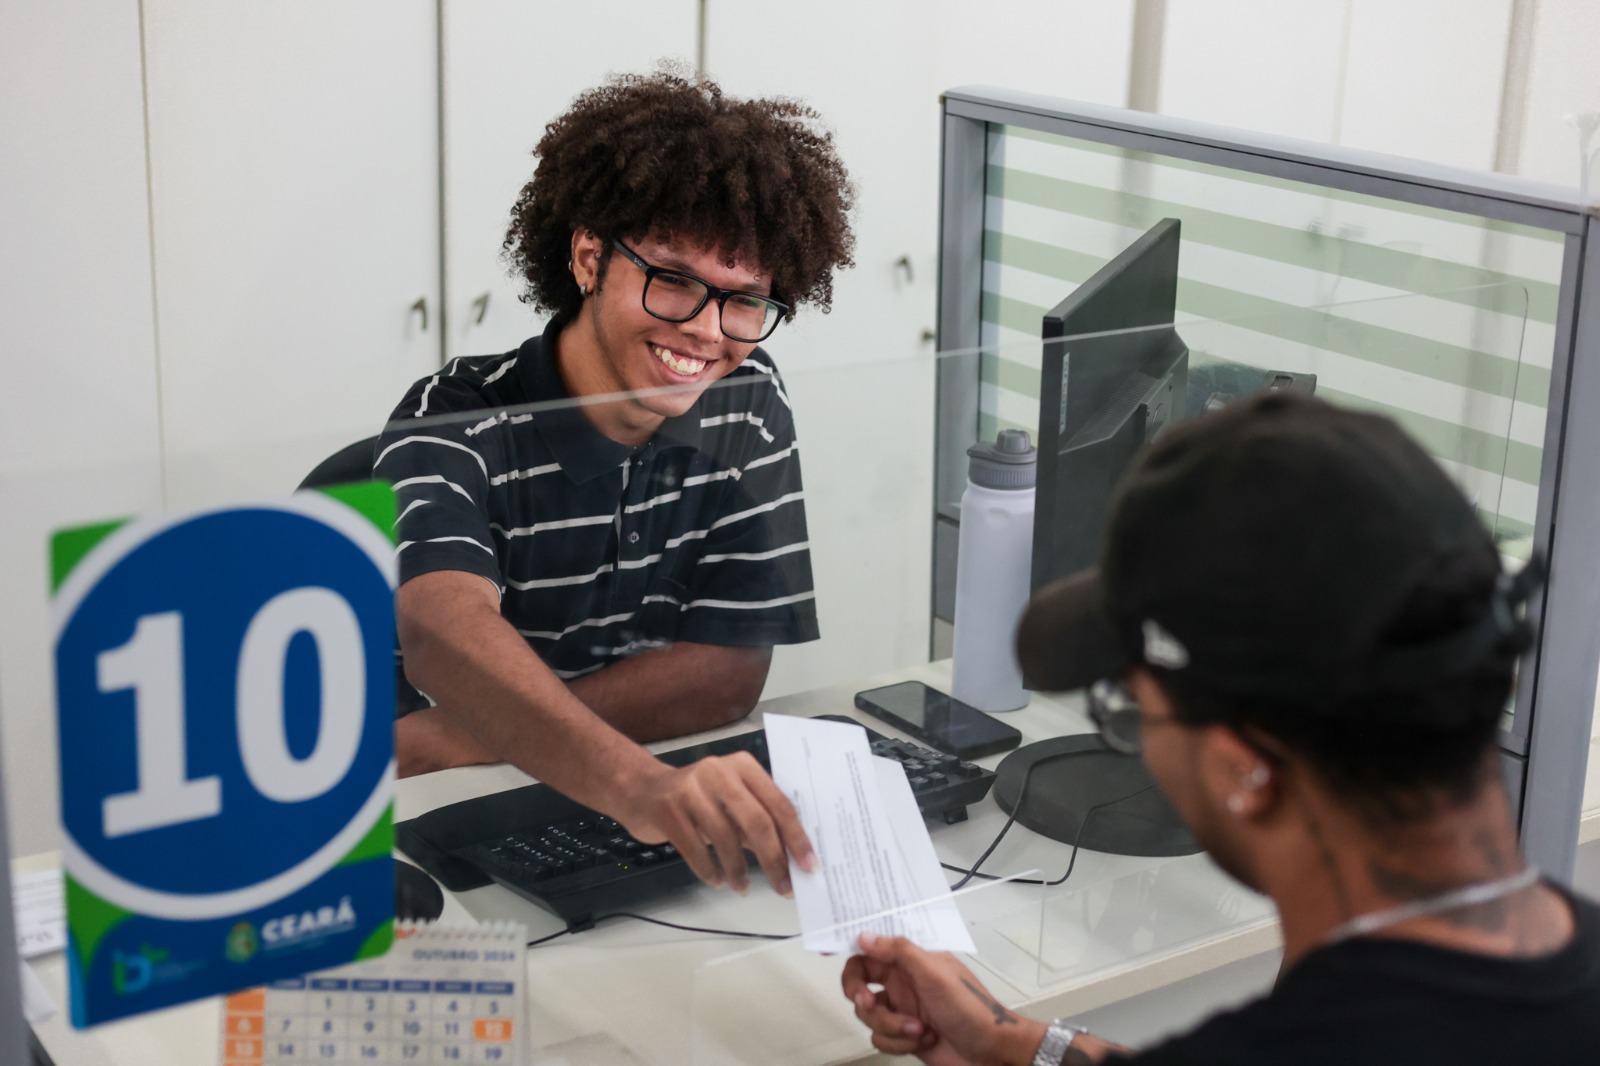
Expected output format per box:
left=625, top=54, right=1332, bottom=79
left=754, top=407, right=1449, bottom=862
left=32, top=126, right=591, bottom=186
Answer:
left=503, top=66, right=856, bottom=327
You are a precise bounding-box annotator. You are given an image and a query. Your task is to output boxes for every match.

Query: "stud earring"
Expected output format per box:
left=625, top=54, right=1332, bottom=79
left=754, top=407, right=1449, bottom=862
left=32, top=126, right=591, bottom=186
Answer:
left=1227, top=793, right=1247, bottom=814
left=1243, top=765, right=1270, bottom=790
left=579, top=282, right=590, bottom=296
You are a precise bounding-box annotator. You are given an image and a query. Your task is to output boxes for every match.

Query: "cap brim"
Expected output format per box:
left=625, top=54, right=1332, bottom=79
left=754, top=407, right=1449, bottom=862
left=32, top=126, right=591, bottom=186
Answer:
left=1015, top=569, right=1130, bottom=692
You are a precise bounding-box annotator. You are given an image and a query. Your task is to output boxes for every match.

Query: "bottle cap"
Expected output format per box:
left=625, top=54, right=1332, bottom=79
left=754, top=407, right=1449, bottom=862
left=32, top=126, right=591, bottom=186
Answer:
left=967, top=429, right=1036, bottom=489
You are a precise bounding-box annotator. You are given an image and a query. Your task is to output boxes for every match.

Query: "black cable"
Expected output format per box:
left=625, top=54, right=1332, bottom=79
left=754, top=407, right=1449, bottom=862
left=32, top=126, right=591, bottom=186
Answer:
left=947, top=747, right=1103, bottom=891
left=946, top=746, right=1158, bottom=890
left=526, top=910, right=795, bottom=948
left=598, top=911, right=794, bottom=940
left=943, top=781, right=1157, bottom=887
left=525, top=926, right=576, bottom=948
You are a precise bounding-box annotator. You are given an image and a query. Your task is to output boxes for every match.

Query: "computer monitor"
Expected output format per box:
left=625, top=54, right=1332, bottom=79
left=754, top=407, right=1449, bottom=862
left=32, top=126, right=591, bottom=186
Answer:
left=995, top=219, right=1201, bottom=857
left=1030, top=218, right=1189, bottom=592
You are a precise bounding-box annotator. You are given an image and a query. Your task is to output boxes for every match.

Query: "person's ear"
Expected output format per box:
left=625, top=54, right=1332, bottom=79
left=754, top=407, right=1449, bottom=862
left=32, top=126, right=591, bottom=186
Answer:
left=1201, top=727, right=1279, bottom=820
left=569, top=229, right=604, bottom=294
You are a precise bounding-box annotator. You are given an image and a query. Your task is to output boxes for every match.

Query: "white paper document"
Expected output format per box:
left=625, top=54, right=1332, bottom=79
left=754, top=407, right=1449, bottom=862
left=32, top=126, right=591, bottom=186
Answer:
left=765, top=714, right=976, bottom=955
left=12, top=868, right=64, bottom=959
left=20, top=961, right=55, bottom=1023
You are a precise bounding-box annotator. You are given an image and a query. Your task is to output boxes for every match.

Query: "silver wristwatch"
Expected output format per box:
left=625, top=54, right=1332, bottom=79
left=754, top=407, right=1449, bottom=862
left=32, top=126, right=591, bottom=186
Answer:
left=1032, top=1018, right=1088, bottom=1065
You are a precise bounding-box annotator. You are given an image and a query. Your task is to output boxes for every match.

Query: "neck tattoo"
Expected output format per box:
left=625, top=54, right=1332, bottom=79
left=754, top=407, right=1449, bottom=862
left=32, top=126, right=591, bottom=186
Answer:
left=1324, top=865, right=1540, bottom=946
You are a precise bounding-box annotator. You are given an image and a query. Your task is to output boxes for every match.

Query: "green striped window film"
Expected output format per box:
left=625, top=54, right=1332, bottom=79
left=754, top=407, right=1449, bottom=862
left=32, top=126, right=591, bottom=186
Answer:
left=979, top=125, right=1564, bottom=552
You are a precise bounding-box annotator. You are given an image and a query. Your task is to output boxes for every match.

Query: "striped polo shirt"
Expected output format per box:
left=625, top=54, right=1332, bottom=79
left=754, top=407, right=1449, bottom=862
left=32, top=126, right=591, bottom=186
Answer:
left=374, top=320, right=818, bottom=686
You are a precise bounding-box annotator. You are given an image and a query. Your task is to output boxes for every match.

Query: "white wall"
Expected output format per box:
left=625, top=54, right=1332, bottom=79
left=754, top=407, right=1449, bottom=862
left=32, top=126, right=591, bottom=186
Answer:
left=1517, top=0, right=1600, bottom=189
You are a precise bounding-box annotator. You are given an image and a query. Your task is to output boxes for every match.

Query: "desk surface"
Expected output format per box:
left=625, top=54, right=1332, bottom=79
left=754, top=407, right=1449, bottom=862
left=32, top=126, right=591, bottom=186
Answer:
left=27, top=660, right=1282, bottom=1066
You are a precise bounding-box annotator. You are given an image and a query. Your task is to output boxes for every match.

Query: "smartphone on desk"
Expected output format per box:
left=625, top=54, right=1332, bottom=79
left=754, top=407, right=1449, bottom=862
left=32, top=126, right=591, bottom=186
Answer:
left=854, top=681, right=1022, bottom=760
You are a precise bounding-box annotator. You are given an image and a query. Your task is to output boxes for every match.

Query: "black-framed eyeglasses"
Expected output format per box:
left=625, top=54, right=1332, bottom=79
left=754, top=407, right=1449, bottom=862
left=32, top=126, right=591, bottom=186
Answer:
left=611, top=240, right=790, bottom=344
left=1087, top=679, right=1150, bottom=755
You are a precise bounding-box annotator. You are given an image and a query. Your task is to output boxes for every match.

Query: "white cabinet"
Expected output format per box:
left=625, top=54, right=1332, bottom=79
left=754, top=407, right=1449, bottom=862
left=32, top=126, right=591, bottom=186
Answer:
left=1159, top=0, right=1516, bottom=171
left=931, top=0, right=1136, bottom=107
left=1160, top=0, right=1350, bottom=142
left=440, top=1, right=699, bottom=361
left=705, top=1, right=945, bottom=695
left=142, top=0, right=442, bottom=507
left=1339, top=0, right=1513, bottom=172
left=0, top=2, right=166, bottom=856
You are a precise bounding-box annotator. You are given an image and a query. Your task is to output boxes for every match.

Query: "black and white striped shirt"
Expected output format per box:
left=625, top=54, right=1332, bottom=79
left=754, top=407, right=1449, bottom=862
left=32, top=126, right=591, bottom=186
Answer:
left=375, top=321, right=817, bottom=685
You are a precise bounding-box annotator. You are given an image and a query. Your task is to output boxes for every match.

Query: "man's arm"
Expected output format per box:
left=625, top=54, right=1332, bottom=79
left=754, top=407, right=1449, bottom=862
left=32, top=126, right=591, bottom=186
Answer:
left=569, top=641, right=770, bottom=741
left=394, top=640, right=769, bottom=774
left=396, top=570, right=813, bottom=895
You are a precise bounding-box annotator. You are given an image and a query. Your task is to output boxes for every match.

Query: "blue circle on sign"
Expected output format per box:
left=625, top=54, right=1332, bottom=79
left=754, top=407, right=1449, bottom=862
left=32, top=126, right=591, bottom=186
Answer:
left=57, top=507, right=393, bottom=896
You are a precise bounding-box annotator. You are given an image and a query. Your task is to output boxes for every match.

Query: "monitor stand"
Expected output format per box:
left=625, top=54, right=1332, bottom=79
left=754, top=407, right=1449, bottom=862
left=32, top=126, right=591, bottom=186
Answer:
left=992, top=735, right=1202, bottom=857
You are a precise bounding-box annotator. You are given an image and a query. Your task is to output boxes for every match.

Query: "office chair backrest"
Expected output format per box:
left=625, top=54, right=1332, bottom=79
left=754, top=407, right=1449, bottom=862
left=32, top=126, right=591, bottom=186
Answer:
left=299, top=436, right=381, bottom=491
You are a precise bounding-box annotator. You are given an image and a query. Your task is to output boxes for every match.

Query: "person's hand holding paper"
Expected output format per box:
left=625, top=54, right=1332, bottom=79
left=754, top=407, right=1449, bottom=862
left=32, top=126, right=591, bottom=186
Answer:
left=763, top=714, right=975, bottom=955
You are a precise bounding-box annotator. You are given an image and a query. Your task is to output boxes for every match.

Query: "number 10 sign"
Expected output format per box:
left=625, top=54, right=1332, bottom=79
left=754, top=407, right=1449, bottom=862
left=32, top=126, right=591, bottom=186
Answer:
left=51, top=483, right=398, bottom=1027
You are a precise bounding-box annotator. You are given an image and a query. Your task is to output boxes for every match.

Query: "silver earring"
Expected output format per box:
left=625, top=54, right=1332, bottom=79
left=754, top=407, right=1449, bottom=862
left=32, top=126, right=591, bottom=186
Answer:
left=1243, top=765, right=1270, bottom=790
left=1227, top=793, right=1247, bottom=814
left=579, top=282, right=590, bottom=296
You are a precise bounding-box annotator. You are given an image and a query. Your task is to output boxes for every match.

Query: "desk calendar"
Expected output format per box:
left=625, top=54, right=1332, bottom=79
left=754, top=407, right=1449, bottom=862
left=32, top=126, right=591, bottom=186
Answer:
left=222, top=921, right=526, bottom=1064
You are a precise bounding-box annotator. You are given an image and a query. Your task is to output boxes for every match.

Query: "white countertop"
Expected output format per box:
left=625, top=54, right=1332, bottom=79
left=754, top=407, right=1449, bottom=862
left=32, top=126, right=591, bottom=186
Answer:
left=25, top=661, right=1282, bottom=1065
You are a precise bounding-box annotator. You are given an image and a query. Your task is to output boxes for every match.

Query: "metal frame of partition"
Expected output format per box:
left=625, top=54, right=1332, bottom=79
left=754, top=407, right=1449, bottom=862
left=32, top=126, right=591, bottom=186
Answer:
left=0, top=695, right=32, bottom=1064
left=934, top=86, right=1600, bottom=880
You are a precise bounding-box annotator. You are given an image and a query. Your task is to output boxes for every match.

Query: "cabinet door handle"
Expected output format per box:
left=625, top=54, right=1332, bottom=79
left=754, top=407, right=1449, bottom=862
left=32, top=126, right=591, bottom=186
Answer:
left=411, top=297, right=429, bottom=332
left=471, top=292, right=490, bottom=325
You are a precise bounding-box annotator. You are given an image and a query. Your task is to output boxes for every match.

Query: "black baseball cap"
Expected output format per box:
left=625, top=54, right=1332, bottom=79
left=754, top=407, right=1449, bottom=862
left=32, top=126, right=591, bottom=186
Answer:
left=1016, top=391, right=1539, bottom=701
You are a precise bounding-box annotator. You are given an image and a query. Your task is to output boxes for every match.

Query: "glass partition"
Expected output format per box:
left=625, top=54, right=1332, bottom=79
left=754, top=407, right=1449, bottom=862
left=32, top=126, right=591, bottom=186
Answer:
left=941, top=95, right=1600, bottom=884
left=0, top=292, right=1555, bottom=1061
left=973, top=287, right=1529, bottom=547
left=975, top=122, right=1560, bottom=548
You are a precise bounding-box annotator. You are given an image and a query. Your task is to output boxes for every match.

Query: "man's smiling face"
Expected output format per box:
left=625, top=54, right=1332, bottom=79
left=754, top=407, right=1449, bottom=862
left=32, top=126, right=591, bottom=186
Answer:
left=563, top=229, right=771, bottom=439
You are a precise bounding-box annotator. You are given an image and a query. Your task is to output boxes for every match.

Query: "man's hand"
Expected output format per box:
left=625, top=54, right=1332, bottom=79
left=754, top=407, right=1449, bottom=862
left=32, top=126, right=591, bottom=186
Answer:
left=844, top=934, right=1125, bottom=1065
left=843, top=933, right=1045, bottom=1065
left=616, top=750, right=816, bottom=897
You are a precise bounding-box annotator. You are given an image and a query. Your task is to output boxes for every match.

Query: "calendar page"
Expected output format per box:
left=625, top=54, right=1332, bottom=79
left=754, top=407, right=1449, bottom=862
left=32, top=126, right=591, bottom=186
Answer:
left=222, top=921, right=526, bottom=1064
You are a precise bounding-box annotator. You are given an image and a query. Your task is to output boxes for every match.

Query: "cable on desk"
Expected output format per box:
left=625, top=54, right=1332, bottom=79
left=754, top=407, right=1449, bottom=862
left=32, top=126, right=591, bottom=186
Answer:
left=526, top=910, right=795, bottom=948
left=945, top=746, right=1157, bottom=890
left=526, top=926, right=577, bottom=948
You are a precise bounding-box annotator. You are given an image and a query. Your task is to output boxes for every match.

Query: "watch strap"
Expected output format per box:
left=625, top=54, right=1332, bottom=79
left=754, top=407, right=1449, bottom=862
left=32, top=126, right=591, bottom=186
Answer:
left=1032, top=1018, right=1088, bottom=1066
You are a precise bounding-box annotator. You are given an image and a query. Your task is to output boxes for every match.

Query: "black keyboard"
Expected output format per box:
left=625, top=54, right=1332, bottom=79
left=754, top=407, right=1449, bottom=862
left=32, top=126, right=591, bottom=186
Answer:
left=396, top=715, right=997, bottom=931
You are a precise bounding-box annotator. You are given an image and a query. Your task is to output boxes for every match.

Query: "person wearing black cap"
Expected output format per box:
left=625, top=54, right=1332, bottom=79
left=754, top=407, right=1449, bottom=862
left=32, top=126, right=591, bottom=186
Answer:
left=843, top=391, right=1600, bottom=1064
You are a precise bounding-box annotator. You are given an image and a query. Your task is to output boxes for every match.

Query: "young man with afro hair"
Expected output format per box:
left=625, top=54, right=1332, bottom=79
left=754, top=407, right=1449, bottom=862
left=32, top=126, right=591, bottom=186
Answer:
left=374, top=69, right=856, bottom=898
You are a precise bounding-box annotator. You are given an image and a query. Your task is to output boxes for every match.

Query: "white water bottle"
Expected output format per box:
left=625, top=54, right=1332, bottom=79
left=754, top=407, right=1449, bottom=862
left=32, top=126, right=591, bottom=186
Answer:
left=951, top=429, right=1036, bottom=712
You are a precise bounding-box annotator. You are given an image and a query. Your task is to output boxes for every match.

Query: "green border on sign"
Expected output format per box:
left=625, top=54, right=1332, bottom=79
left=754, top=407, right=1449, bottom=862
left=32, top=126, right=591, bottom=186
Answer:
left=313, top=481, right=397, bottom=546
left=51, top=520, right=130, bottom=594
left=355, top=919, right=396, bottom=962
left=48, top=480, right=396, bottom=595
left=338, top=805, right=395, bottom=869
left=64, top=875, right=135, bottom=971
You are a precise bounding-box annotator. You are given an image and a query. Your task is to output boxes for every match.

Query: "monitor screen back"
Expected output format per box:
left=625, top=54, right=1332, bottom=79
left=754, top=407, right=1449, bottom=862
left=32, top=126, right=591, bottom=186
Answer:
left=1032, top=219, right=1188, bottom=591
